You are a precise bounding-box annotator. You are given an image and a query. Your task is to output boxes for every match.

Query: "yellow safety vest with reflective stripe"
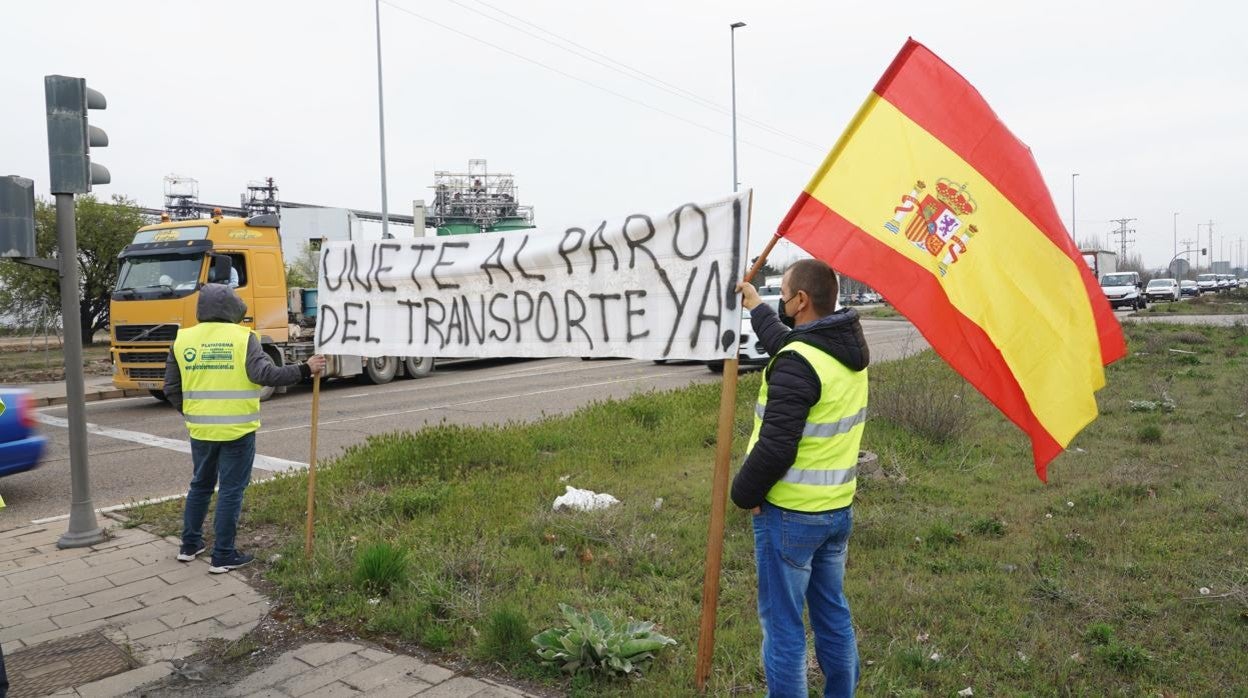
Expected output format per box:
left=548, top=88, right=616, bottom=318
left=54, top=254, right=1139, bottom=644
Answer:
left=746, top=341, right=868, bottom=512
left=173, top=323, right=262, bottom=441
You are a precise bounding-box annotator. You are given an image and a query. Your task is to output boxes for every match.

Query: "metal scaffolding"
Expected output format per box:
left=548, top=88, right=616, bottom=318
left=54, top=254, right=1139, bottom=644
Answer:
left=427, top=158, right=534, bottom=232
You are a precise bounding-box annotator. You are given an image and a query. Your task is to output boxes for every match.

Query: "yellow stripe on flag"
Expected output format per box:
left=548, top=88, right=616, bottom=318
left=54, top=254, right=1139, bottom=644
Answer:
left=807, top=96, right=1105, bottom=447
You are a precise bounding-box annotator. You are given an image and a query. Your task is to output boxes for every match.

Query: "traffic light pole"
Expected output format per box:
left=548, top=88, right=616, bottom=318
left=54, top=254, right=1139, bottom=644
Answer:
left=55, top=192, right=104, bottom=548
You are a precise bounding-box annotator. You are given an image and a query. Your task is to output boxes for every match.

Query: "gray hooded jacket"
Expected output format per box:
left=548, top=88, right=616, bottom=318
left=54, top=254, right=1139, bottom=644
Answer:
left=163, top=284, right=310, bottom=413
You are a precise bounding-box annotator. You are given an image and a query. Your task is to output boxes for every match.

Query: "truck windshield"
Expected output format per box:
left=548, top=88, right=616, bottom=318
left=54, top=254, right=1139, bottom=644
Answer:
left=115, top=254, right=204, bottom=298
left=1100, top=274, right=1134, bottom=286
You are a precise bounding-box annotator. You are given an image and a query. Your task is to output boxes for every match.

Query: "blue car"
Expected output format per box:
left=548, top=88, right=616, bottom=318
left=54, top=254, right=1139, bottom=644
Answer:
left=0, top=389, right=47, bottom=478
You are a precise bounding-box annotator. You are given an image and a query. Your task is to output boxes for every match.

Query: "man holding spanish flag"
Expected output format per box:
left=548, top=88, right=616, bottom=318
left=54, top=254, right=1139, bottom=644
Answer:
left=727, top=38, right=1124, bottom=697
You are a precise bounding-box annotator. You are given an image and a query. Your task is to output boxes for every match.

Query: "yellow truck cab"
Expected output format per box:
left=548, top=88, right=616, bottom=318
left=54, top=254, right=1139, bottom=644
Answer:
left=110, top=212, right=289, bottom=399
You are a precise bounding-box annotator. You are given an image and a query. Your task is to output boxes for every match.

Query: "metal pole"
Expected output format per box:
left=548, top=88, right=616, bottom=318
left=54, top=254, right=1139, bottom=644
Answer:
left=1173, top=212, right=1178, bottom=272
left=55, top=193, right=104, bottom=548
left=375, top=0, right=390, bottom=238
left=1070, top=173, right=1078, bottom=242
left=730, top=22, right=745, bottom=193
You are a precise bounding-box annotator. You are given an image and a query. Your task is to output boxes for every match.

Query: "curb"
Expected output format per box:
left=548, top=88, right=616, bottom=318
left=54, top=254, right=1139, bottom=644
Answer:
left=33, top=388, right=150, bottom=408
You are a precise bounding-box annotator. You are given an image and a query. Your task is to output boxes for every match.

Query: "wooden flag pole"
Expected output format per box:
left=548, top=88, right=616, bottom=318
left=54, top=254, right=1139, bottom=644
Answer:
left=694, top=352, right=739, bottom=691
left=694, top=206, right=775, bottom=692
left=304, top=372, right=322, bottom=558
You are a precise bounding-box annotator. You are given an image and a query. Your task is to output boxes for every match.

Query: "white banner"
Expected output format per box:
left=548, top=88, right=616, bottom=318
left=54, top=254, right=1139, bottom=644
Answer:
left=315, top=191, right=752, bottom=360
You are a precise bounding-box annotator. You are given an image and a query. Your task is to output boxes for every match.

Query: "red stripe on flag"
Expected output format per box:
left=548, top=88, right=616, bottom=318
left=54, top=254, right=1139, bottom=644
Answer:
left=783, top=192, right=1065, bottom=478
left=872, top=39, right=1126, bottom=368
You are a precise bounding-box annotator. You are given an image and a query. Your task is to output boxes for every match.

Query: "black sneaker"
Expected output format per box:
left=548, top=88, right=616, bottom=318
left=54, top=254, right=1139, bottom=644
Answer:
left=177, top=543, right=206, bottom=562
left=208, top=551, right=255, bottom=574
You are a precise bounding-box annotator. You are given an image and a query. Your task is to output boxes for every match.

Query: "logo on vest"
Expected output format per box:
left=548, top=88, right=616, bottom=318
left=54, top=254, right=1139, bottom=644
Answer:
left=183, top=348, right=197, bottom=362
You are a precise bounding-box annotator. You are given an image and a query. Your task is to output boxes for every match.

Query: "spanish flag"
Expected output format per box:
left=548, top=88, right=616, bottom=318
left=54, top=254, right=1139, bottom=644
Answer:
left=779, top=39, right=1125, bottom=480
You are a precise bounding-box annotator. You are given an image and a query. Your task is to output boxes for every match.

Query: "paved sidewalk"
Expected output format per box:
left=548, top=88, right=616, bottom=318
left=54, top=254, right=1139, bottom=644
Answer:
left=0, top=522, right=543, bottom=697
left=211, top=642, right=531, bottom=698
left=0, top=521, right=266, bottom=697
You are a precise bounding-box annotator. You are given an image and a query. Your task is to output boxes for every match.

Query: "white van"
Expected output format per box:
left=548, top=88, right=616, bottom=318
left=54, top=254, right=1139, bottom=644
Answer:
left=1100, top=272, right=1146, bottom=310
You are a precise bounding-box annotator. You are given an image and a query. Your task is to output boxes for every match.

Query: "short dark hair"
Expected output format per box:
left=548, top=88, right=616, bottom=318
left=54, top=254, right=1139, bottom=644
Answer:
left=785, top=259, right=839, bottom=316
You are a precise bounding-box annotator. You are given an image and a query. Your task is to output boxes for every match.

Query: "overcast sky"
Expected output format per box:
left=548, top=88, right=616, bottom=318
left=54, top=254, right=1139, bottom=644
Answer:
left=3, top=1, right=1245, bottom=271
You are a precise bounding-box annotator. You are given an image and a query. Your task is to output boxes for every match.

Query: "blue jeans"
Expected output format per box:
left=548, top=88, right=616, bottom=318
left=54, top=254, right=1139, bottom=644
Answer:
left=182, top=432, right=256, bottom=560
left=753, top=502, right=858, bottom=697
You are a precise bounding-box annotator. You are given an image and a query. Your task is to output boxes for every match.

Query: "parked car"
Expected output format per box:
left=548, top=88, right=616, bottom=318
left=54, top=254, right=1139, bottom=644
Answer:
left=1145, top=278, right=1180, bottom=302
left=1100, top=271, right=1146, bottom=310
left=0, top=389, right=46, bottom=479
left=1180, top=280, right=1200, bottom=297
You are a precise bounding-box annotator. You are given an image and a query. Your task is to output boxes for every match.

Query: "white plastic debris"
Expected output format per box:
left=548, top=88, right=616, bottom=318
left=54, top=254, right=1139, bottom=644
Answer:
left=928, top=651, right=941, bottom=662
left=553, top=486, right=620, bottom=512
left=1199, top=587, right=1211, bottom=595
left=653, top=497, right=664, bottom=511
left=958, top=688, right=974, bottom=697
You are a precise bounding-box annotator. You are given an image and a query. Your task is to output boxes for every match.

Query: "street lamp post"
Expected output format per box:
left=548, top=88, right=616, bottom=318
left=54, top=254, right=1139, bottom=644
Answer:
left=1173, top=212, right=1179, bottom=274
left=730, top=22, right=746, bottom=193
left=1071, top=173, right=1079, bottom=243
left=375, top=0, right=390, bottom=238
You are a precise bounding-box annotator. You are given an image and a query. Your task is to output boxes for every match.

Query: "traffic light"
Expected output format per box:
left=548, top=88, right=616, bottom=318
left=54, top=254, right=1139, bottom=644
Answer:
left=0, top=176, right=37, bottom=257
left=1202, top=248, right=1207, bottom=256
left=44, top=75, right=110, bottom=195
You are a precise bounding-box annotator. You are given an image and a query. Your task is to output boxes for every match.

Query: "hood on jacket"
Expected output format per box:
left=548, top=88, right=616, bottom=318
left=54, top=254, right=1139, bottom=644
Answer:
left=197, top=283, right=247, bottom=324
left=783, top=307, right=870, bottom=371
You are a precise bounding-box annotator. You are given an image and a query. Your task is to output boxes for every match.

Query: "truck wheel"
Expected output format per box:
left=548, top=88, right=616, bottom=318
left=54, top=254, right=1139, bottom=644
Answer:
left=149, top=390, right=167, bottom=402
left=258, top=346, right=285, bottom=401
left=403, top=356, right=433, bottom=378
left=361, top=356, right=398, bottom=384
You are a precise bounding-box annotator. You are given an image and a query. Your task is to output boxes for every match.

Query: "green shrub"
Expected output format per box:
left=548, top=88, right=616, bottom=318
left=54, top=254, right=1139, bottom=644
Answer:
left=923, top=521, right=960, bottom=548
left=532, top=604, right=676, bottom=676
left=869, top=351, right=974, bottom=443
left=480, top=605, right=533, bottom=664
left=1095, top=641, right=1152, bottom=673
left=354, top=542, right=408, bottom=595
left=1137, top=425, right=1162, bottom=443
left=1084, top=622, right=1115, bottom=645
left=969, top=517, right=1006, bottom=537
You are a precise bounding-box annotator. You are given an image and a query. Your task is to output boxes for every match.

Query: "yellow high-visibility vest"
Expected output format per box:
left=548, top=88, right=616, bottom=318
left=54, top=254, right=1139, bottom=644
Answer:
left=173, top=323, right=263, bottom=441
left=746, top=341, right=868, bottom=512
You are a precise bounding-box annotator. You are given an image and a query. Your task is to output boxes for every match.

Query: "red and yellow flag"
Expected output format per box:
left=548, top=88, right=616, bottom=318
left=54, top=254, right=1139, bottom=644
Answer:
left=779, top=39, right=1125, bottom=480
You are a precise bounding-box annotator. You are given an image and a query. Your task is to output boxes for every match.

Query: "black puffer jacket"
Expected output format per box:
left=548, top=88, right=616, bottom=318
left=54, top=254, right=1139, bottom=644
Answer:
left=730, top=303, right=869, bottom=510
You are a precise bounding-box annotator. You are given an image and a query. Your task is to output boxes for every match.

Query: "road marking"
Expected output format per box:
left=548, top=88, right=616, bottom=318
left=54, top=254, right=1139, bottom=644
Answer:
left=260, top=367, right=706, bottom=434
left=36, top=414, right=306, bottom=473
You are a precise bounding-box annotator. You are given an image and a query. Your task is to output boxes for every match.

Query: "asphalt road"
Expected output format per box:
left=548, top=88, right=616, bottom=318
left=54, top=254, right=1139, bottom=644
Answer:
left=0, top=319, right=928, bottom=528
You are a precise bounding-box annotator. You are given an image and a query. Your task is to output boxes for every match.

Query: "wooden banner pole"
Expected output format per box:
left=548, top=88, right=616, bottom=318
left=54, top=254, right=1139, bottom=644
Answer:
left=304, top=367, right=322, bottom=558
left=695, top=201, right=777, bottom=692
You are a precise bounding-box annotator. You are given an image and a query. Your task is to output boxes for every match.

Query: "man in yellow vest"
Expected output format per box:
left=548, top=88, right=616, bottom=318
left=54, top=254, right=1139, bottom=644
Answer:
left=733, top=259, right=870, bottom=697
left=164, top=284, right=326, bottom=574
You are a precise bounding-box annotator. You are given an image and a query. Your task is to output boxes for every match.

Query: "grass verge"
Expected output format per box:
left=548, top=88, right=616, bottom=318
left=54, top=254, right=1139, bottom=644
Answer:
left=127, top=324, right=1248, bottom=695
left=0, top=343, right=113, bottom=382
left=1137, top=288, right=1248, bottom=315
